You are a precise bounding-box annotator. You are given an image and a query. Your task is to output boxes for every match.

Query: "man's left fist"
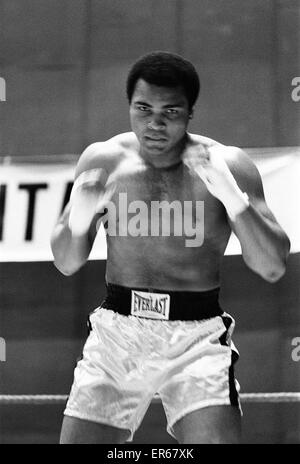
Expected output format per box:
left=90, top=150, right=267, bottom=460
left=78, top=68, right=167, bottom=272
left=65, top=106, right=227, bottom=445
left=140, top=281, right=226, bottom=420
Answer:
left=188, top=144, right=249, bottom=221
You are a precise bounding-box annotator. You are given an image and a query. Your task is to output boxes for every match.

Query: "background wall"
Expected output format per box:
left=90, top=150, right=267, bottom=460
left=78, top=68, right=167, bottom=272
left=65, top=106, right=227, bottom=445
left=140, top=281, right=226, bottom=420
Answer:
left=0, top=0, right=299, bottom=156
left=0, top=0, right=300, bottom=444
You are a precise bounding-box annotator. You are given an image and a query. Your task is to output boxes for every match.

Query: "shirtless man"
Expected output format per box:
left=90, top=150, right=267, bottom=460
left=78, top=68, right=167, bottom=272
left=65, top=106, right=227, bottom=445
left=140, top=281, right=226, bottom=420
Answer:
left=51, top=51, right=290, bottom=444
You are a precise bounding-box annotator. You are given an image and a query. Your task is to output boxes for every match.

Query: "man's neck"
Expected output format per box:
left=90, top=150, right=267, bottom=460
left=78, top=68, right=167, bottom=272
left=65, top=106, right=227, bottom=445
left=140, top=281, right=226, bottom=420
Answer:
left=139, top=133, right=188, bottom=169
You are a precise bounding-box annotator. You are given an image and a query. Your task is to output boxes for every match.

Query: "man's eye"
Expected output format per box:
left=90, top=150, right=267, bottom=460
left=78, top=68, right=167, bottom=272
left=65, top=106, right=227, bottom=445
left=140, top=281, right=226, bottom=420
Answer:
left=138, top=106, right=150, bottom=112
left=166, top=108, right=179, bottom=117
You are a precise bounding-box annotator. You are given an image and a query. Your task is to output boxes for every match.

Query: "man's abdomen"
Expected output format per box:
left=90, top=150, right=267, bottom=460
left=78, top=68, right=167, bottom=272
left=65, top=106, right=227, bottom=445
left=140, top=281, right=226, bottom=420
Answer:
left=105, top=235, right=225, bottom=291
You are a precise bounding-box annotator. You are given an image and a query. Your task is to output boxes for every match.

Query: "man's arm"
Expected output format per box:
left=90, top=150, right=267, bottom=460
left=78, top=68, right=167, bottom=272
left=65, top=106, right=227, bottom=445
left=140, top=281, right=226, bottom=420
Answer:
left=225, top=147, right=290, bottom=282
left=50, top=202, right=95, bottom=276
left=50, top=142, right=114, bottom=276
left=197, top=145, right=290, bottom=282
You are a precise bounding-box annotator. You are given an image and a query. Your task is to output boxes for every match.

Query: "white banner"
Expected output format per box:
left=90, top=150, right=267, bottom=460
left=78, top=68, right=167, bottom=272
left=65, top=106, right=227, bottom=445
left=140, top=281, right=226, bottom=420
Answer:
left=225, top=147, right=300, bottom=255
left=0, top=147, right=299, bottom=262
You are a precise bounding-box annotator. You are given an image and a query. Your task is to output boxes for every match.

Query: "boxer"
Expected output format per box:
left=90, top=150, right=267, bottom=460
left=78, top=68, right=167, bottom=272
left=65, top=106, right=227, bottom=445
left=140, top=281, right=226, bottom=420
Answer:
left=51, top=51, right=290, bottom=444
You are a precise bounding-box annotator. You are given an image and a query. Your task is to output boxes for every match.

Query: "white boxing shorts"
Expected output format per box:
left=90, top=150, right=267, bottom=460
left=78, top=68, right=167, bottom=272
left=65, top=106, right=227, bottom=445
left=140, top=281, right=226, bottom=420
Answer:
left=64, top=287, right=241, bottom=441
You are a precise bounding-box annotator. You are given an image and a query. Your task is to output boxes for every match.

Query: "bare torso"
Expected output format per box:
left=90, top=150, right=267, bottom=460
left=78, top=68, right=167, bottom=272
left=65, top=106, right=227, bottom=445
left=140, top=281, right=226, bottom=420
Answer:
left=89, top=132, right=232, bottom=291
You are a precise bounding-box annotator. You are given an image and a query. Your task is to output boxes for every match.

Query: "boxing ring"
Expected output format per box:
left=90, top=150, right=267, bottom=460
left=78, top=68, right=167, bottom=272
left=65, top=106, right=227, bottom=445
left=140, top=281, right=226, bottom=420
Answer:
left=1, top=392, right=300, bottom=405
left=1, top=393, right=299, bottom=443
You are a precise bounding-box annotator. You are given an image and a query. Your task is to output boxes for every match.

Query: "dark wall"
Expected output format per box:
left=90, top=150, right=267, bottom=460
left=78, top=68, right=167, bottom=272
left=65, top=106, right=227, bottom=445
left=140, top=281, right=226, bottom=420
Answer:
left=1, top=0, right=299, bottom=156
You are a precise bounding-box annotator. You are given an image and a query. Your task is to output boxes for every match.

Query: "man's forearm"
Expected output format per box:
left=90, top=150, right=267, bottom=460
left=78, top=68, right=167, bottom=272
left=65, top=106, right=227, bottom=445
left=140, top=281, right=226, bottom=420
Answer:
left=230, top=204, right=290, bottom=282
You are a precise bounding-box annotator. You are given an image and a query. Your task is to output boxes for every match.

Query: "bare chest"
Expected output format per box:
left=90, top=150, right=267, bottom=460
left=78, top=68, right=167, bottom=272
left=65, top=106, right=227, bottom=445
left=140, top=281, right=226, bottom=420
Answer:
left=107, top=163, right=228, bottom=243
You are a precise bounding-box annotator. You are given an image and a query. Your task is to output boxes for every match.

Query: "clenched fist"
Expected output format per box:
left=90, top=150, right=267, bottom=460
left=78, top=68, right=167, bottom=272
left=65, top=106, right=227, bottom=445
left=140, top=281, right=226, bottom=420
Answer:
left=68, top=168, right=116, bottom=236
left=186, top=144, right=249, bottom=221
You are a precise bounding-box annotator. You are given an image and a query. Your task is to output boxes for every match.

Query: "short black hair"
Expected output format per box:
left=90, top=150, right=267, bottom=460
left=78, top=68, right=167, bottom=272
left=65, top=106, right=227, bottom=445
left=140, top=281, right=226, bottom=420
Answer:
left=126, top=51, right=200, bottom=110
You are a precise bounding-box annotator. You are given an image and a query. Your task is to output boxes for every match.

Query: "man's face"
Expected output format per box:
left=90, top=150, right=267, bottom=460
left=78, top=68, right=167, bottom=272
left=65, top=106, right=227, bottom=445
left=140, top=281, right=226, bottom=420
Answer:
left=129, top=79, right=191, bottom=157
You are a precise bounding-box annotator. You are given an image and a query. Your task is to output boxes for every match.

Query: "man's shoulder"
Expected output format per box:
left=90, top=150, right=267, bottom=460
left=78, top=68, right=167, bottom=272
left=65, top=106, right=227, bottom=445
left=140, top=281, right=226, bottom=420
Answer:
left=81, top=132, right=137, bottom=163
left=190, top=134, right=252, bottom=165
left=188, top=134, right=259, bottom=176
left=218, top=144, right=258, bottom=174
left=208, top=142, right=262, bottom=191
left=189, top=133, right=241, bottom=155
left=75, top=132, right=137, bottom=176
left=188, top=133, right=220, bottom=149
left=188, top=134, right=232, bottom=157
left=187, top=134, right=228, bottom=161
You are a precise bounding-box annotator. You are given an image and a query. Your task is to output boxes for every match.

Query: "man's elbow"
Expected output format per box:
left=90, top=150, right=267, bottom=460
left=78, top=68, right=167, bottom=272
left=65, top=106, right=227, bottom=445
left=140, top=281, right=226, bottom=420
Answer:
left=244, top=254, right=288, bottom=283
left=261, top=259, right=288, bottom=283
left=51, top=236, right=85, bottom=276
left=264, top=237, right=290, bottom=282
left=263, top=267, right=286, bottom=283
left=52, top=259, right=80, bottom=276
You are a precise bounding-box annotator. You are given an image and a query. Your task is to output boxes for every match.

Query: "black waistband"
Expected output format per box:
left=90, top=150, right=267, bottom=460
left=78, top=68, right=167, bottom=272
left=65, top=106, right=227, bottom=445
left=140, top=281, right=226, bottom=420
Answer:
left=101, top=283, right=223, bottom=321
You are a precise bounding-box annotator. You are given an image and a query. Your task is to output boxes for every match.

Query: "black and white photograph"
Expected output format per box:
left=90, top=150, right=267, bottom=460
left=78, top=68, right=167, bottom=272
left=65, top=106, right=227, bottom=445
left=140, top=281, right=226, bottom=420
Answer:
left=0, top=0, right=299, bottom=446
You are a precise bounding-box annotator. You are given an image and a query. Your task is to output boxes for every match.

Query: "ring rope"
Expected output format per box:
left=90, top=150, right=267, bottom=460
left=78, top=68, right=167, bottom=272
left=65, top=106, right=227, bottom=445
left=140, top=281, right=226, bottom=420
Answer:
left=0, top=392, right=300, bottom=405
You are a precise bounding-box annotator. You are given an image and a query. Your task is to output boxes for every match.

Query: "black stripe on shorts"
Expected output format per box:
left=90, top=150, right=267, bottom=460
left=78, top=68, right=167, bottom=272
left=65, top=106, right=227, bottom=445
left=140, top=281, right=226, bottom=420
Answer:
left=219, top=315, right=239, bottom=407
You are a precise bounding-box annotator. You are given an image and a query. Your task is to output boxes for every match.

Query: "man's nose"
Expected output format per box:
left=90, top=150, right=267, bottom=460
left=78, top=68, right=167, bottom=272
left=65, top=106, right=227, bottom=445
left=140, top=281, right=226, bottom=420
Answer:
left=147, top=115, right=165, bottom=130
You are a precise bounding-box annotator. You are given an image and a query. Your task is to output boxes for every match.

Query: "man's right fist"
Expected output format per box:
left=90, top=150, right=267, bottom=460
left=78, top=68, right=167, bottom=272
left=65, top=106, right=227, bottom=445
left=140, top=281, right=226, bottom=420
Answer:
left=68, top=168, right=115, bottom=237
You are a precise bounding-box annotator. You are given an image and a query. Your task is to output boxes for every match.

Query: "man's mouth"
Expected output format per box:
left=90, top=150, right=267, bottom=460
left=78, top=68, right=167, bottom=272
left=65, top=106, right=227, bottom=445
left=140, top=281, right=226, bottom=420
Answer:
left=145, top=135, right=167, bottom=142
